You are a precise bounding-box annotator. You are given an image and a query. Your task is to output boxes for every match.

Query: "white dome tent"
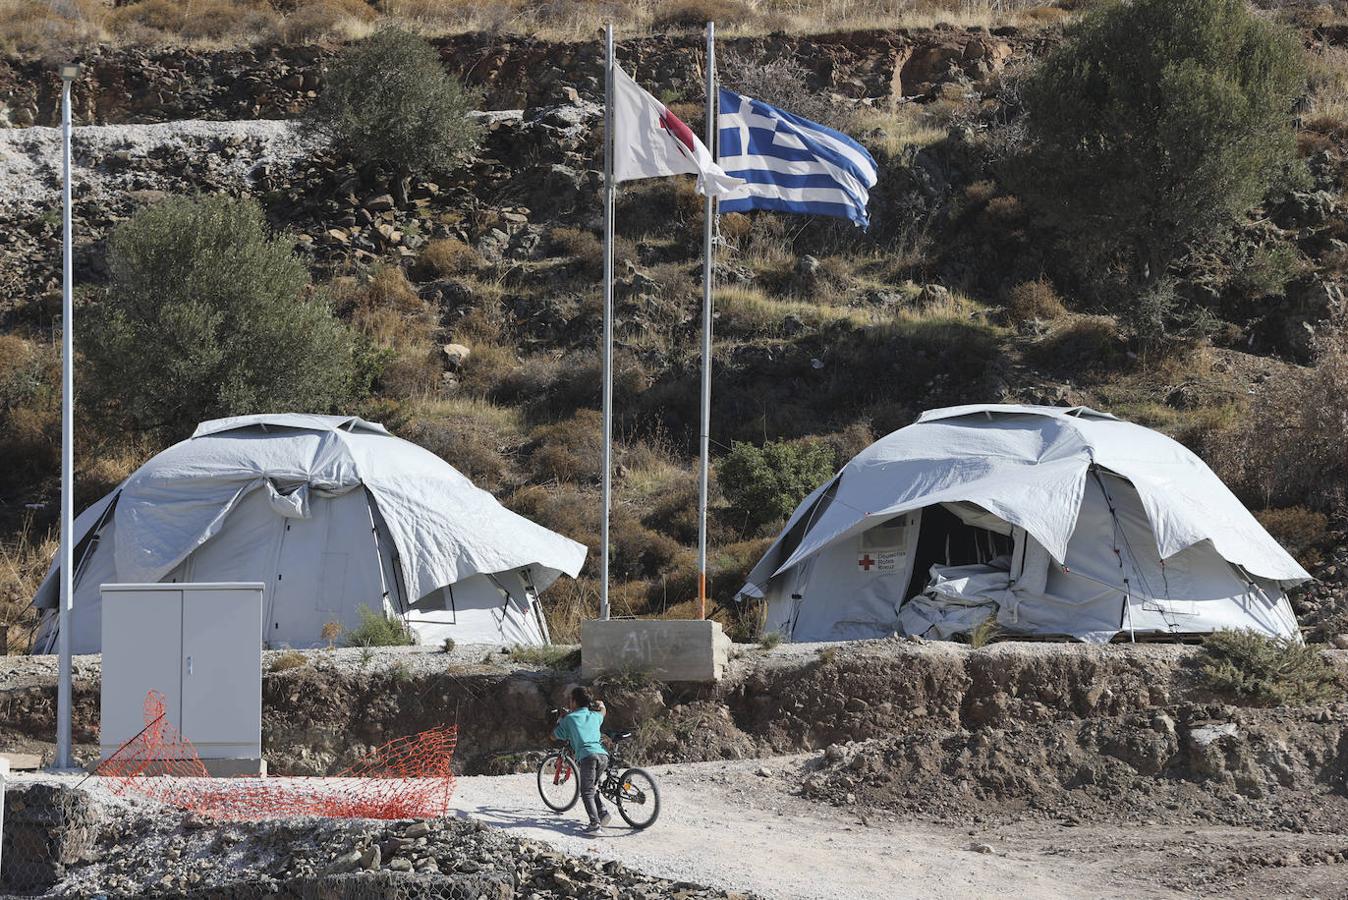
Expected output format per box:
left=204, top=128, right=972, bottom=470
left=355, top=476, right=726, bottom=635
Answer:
left=33, top=414, right=587, bottom=653
left=737, top=405, right=1310, bottom=644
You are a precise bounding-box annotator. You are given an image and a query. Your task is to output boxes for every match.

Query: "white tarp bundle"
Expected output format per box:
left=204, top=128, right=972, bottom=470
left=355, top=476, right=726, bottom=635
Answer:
left=738, top=404, right=1309, bottom=643
left=33, top=414, right=587, bottom=652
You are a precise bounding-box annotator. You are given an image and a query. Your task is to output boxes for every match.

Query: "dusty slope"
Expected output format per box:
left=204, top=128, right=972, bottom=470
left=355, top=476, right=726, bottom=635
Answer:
left=17, top=751, right=1348, bottom=899
left=452, top=755, right=1348, bottom=899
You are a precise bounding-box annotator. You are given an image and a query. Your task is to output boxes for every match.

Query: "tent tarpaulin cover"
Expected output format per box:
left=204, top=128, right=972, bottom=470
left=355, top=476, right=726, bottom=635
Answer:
left=738, top=405, right=1309, bottom=644
left=34, top=414, right=587, bottom=652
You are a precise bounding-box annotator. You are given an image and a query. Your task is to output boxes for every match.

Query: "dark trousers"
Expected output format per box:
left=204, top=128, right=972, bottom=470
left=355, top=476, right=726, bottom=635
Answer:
left=578, top=753, right=609, bottom=824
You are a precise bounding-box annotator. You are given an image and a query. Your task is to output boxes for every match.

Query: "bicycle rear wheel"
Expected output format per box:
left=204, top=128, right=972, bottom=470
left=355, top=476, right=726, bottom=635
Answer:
left=614, top=767, right=660, bottom=829
left=537, top=750, right=580, bottom=812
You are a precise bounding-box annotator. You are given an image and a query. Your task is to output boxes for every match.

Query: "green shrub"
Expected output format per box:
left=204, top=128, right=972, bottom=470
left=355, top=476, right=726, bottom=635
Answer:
left=82, top=196, right=358, bottom=439
left=308, top=26, right=481, bottom=187
left=344, top=605, right=416, bottom=648
left=1021, top=0, right=1304, bottom=299
left=758, top=631, right=783, bottom=650
left=1198, top=629, right=1341, bottom=706
left=718, top=439, right=837, bottom=532
left=1230, top=242, right=1306, bottom=300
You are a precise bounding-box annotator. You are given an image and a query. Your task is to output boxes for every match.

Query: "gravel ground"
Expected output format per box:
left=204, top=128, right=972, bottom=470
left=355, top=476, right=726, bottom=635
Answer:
left=452, top=755, right=1112, bottom=900
left=17, top=753, right=1348, bottom=899
left=2, top=637, right=1205, bottom=692
left=0, top=118, right=315, bottom=214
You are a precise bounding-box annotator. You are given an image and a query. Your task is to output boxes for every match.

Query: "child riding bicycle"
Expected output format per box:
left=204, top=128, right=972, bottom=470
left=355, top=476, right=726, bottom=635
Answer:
left=552, top=686, right=609, bottom=833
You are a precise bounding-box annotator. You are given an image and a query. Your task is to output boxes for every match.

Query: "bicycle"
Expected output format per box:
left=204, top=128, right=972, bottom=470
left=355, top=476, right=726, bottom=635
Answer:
left=536, top=713, right=661, bottom=829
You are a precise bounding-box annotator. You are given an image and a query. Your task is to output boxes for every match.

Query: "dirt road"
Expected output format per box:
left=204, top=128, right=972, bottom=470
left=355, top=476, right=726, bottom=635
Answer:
left=450, top=756, right=1172, bottom=900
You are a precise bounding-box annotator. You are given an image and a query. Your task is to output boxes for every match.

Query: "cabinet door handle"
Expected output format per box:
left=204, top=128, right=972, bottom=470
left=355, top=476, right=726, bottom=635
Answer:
left=186, top=656, right=193, bottom=676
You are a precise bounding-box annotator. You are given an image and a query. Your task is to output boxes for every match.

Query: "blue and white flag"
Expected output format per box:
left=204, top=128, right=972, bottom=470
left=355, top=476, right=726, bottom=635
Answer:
left=717, top=87, right=878, bottom=228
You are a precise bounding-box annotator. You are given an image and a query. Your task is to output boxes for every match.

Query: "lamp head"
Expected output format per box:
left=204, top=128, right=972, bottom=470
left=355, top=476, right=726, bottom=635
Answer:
left=59, top=63, right=81, bottom=81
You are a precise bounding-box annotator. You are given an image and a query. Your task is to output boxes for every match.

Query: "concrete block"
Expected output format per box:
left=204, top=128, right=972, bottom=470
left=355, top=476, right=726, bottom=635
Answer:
left=0, top=753, right=41, bottom=771
left=581, top=619, right=731, bottom=682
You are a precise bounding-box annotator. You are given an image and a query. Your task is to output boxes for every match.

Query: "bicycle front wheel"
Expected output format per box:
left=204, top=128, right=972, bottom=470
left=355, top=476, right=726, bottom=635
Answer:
left=537, top=750, right=580, bottom=813
left=614, top=767, right=660, bottom=829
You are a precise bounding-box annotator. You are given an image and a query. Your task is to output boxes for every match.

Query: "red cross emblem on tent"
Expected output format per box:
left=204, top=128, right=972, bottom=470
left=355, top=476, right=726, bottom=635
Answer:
left=857, top=553, right=876, bottom=571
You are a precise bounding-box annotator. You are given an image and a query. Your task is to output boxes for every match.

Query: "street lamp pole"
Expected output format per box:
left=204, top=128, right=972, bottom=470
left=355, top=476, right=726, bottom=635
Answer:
left=55, top=61, right=80, bottom=771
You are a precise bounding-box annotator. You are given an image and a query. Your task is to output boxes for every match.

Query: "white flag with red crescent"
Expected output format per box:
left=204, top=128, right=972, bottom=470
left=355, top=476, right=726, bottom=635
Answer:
left=611, top=63, right=744, bottom=198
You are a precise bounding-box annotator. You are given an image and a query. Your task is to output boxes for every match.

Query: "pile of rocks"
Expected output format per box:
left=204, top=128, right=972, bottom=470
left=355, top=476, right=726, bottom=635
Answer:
left=1291, top=522, right=1348, bottom=645
left=50, top=789, right=753, bottom=898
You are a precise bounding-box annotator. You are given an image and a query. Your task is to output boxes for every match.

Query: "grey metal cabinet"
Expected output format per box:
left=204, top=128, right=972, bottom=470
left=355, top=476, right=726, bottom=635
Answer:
left=100, top=583, right=264, bottom=768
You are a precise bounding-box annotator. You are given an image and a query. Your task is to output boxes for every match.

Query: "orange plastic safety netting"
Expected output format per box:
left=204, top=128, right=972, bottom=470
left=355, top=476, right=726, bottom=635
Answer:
left=95, top=691, right=457, bottom=821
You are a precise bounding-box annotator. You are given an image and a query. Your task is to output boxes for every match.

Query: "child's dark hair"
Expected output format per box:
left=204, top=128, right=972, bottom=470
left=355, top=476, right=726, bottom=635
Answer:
left=571, top=686, right=594, bottom=708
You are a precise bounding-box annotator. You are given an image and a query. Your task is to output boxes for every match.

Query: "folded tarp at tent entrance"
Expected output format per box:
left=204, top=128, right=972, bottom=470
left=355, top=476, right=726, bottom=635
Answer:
left=737, top=404, right=1309, bottom=644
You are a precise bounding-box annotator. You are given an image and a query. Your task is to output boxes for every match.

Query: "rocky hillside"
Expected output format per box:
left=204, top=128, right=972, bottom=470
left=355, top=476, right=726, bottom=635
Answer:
left=2, top=19, right=1347, bottom=646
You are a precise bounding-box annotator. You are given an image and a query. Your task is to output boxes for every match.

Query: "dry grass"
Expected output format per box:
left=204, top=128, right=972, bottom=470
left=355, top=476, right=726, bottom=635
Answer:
left=852, top=104, right=949, bottom=157
left=0, top=0, right=1072, bottom=52
left=0, top=334, right=61, bottom=500
left=896, top=284, right=984, bottom=323
left=413, top=238, right=483, bottom=279
left=0, top=0, right=108, bottom=54
left=1027, top=314, right=1127, bottom=373
left=334, top=266, right=442, bottom=399
left=528, top=410, right=605, bottom=484
left=1255, top=506, right=1333, bottom=569
left=398, top=395, right=525, bottom=490
left=1213, top=325, right=1348, bottom=513
left=278, top=1, right=377, bottom=44
left=714, top=285, right=875, bottom=336
left=269, top=649, right=310, bottom=672
left=0, top=516, right=54, bottom=654
left=0, top=0, right=380, bottom=51
left=1006, top=277, right=1067, bottom=324
left=507, top=643, right=581, bottom=670
left=1303, top=44, right=1348, bottom=139
left=620, top=448, right=689, bottom=507
left=540, top=577, right=597, bottom=642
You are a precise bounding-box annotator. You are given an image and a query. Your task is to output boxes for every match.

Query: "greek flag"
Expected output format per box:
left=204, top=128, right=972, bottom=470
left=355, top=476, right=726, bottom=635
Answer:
left=717, top=87, right=878, bottom=228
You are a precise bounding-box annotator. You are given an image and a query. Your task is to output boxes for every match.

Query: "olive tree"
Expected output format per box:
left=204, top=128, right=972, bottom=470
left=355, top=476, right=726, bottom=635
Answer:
left=82, top=195, right=359, bottom=438
left=308, top=26, right=482, bottom=205
left=1020, top=0, right=1303, bottom=306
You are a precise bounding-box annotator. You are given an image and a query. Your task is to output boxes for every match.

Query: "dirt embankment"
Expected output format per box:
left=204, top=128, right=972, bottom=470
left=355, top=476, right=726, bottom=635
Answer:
left=0, top=28, right=1050, bottom=127
left=5, top=642, right=1345, bottom=787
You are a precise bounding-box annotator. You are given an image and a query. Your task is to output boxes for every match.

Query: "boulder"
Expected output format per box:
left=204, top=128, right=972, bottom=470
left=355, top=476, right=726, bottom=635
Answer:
left=442, top=344, right=471, bottom=370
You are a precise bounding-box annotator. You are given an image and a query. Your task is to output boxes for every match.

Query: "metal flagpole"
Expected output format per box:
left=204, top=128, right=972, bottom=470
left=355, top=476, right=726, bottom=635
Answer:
left=696, top=22, right=716, bottom=620
left=56, top=61, right=81, bottom=771
left=600, top=24, right=615, bottom=622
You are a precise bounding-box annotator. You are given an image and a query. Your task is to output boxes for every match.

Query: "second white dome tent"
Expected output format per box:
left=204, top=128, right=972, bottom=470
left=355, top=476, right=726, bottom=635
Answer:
left=32, top=414, right=587, bottom=653
left=737, top=404, right=1310, bottom=644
